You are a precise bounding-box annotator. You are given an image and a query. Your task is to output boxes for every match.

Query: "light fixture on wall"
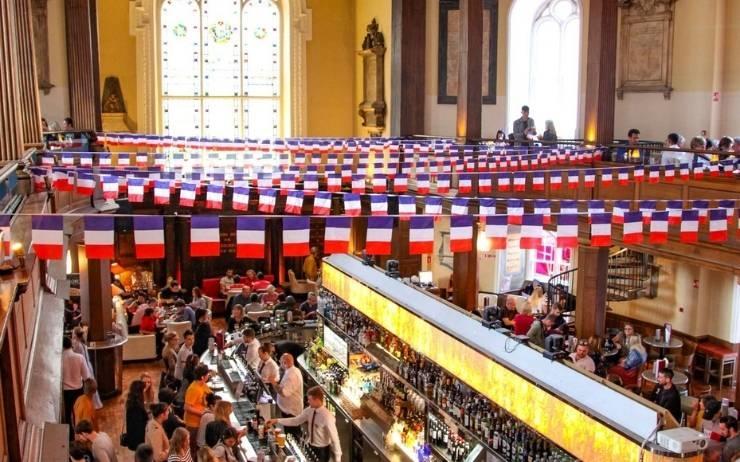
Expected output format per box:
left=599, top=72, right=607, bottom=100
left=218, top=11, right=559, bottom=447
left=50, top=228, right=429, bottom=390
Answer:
left=66, top=249, right=73, bottom=274
left=476, top=228, right=492, bottom=252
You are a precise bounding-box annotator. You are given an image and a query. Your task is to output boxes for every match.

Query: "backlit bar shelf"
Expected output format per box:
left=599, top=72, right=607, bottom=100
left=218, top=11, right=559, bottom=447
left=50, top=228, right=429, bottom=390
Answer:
left=321, top=254, right=702, bottom=462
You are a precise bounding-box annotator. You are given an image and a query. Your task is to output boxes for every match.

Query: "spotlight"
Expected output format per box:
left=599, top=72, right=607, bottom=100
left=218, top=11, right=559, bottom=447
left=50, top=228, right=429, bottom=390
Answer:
left=543, top=334, right=568, bottom=361
left=481, top=305, right=503, bottom=329
left=385, top=259, right=400, bottom=278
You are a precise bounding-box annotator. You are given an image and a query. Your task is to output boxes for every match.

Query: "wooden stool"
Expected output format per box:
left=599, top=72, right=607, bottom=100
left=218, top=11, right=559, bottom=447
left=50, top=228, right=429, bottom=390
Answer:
left=695, top=342, right=737, bottom=391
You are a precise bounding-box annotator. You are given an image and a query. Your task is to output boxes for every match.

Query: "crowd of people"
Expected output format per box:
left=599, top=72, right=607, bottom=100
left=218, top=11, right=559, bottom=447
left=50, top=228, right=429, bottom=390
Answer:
left=615, top=127, right=739, bottom=165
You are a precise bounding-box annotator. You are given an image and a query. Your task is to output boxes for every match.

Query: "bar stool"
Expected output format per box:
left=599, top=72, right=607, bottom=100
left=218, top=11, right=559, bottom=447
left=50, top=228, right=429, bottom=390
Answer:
left=695, top=342, right=737, bottom=391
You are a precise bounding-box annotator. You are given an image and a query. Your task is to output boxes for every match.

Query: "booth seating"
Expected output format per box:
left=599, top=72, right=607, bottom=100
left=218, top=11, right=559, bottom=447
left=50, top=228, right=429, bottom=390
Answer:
left=283, top=269, right=316, bottom=296
left=695, top=342, right=737, bottom=391
left=123, top=334, right=157, bottom=361
left=201, top=278, right=226, bottom=315
left=165, top=321, right=192, bottom=341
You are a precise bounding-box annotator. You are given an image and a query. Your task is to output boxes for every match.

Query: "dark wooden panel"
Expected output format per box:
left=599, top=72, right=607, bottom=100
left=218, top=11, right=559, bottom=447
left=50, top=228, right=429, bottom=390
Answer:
left=64, top=0, right=101, bottom=130
left=575, top=246, right=609, bottom=339
left=583, top=0, right=618, bottom=144
left=0, top=0, right=24, bottom=161
left=398, top=0, right=426, bottom=135
left=455, top=0, right=483, bottom=140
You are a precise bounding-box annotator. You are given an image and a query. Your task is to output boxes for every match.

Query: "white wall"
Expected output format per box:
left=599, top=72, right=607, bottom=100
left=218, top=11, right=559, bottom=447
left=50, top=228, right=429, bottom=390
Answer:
left=39, top=0, right=70, bottom=126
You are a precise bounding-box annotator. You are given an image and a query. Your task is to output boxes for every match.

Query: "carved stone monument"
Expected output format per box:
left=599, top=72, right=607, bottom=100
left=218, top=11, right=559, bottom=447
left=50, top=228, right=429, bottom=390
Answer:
left=101, top=76, right=135, bottom=131
left=357, top=19, right=386, bottom=135
left=616, top=0, right=677, bottom=100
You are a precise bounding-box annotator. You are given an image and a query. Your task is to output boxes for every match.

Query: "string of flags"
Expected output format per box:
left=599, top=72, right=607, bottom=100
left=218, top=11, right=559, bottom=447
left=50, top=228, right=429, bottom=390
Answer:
left=17, top=202, right=738, bottom=262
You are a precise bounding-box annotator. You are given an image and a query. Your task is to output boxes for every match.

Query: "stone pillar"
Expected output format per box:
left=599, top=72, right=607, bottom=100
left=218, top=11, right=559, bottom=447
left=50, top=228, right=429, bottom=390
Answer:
left=65, top=0, right=102, bottom=131
left=0, top=0, right=25, bottom=162
left=455, top=0, right=483, bottom=141
left=574, top=246, right=609, bottom=339
left=452, top=224, right=478, bottom=312
left=14, top=0, right=43, bottom=148
left=583, top=0, right=618, bottom=145
left=395, top=0, right=426, bottom=136
left=78, top=245, right=112, bottom=342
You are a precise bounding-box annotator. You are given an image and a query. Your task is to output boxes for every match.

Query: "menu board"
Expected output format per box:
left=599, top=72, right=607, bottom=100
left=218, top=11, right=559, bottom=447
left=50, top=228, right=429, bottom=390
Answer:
left=323, top=324, right=349, bottom=368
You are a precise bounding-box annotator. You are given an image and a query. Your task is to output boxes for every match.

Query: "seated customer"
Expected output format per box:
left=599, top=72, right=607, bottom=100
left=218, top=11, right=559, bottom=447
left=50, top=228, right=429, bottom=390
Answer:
left=718, top=416, right=739, bottom=462
left=688, top=396, right=722, bottom=434
left=611, top=323, right=637, bottom=356
left=159, top=281, right=187, bottom=304
left=192, top=309, right=213, bottom=357
left=189, top=287, right=208, bottom=312
left=526, top=314, right=556, bottom=349
left=251, top=272, right=271, bottom=292
left=649, top=369, right=682, bottom=423
left=512, top=302, right=534, bottom=336
left=227, top=305, right=251, bottom=333
left=607, top=336, right=647, bottom=386
left=299, top=292, right=319, bottom=320
left=569, top=341, right=596, bottom=373
left=220, top=269, right=236, bottom=297
left=244, top=293, right=264, bottom=315
left=139, top=308, right=159, bottom=335
left=173, top=300, right=195, bottom=328
left=261, top=285, right=280, bottom=306
left=500, top=295, right=518, bottom=329
left=230, top=286, right=252, bottom=311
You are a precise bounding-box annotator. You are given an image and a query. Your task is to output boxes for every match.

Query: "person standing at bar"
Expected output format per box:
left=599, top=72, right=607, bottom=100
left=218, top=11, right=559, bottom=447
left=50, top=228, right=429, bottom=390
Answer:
left=272, top=353, right=303, bottom=438
left=257, top=345, right=280, bottom=384
left=184, top=365, right=212, bottom=453
left=63, top=336, right=90, bottom=438
left=267, top=387, right=341, bottom=462
left=303, top=246, right=320, bottom=281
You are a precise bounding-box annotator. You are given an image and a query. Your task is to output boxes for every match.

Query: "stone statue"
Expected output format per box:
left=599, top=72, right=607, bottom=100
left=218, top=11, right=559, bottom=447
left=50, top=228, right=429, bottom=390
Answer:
left=101, top=76, right=127, bottom=114
left=361, top=18, right=385, bottom=50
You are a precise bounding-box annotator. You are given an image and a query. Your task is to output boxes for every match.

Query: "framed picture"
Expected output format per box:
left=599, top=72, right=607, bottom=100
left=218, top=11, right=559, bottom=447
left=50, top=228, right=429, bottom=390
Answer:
left=438, top=0, right=498, bottom=105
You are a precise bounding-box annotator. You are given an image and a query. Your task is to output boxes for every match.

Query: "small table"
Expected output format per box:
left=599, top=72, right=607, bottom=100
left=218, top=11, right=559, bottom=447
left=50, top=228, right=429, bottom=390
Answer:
left=641, top=369, right=689, bottom=387
left=643, top=336, right=683, bottom=358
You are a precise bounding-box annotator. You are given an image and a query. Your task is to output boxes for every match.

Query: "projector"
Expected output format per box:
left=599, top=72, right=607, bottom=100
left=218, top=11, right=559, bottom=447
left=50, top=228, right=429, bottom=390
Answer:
left=656, top=428, right=708, bottom=454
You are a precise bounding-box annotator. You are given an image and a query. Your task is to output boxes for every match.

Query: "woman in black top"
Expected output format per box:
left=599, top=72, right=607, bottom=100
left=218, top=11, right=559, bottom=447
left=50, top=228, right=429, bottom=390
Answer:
left=124, top=379, right=149, bottom=451
left=192, top=308, right=213, bottom=356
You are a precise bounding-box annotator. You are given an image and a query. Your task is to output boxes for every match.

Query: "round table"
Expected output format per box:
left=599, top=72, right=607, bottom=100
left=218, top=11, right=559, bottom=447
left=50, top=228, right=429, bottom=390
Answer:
left=641, top=369, right=689, bottom=386
left=643, top=336, right=683, bottom=358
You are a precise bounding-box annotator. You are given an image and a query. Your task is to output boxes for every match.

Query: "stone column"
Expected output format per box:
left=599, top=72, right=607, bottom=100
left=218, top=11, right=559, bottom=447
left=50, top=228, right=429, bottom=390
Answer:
left=455, top=0, right=483, bottom=141
left=65, top=0, right=102, bottom=131
left=0, top=0, right=25, bottom=162
left=574, top=246, right=609, bottom=339
left=14, top=0, right=43, bottom=148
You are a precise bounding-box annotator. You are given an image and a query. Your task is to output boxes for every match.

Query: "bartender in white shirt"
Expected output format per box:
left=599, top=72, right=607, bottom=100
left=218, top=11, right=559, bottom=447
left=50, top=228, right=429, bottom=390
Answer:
left=233, top=328, right=261, bottom=369
left=257, top=345, right=280, bottom=383
left=272, top=353, right=304, bottom=438
left=267, top=386, right=341, bottom=462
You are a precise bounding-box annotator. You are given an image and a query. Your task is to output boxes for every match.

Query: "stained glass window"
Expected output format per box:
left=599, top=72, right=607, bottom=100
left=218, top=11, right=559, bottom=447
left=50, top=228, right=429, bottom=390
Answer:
left=508, top=0, right=580, bottom=138
left=160, top=0, right=282, bottom=138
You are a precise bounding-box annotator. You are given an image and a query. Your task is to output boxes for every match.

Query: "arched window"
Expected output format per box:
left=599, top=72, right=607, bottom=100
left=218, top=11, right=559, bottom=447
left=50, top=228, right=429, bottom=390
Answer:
left=507, top=0, right=580, bottom=139
left=160, top=0, right=281, bottom=139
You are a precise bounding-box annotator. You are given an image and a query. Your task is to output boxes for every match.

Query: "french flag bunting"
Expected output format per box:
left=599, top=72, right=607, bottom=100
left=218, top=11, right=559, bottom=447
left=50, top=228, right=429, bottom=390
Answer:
left=236, top=217, right=265, bottom=258
left=100, top=153, right=114, bottom=166
left=622, top=211, right=644, bottom=244
left=154, top=153, right=166, bottom=167
left=680, top=210, right=699, bottom=243
left=134, top=216, right=165, bottom=259
left=190, top=216, right=220, bottom=257
left=693, top=200, right=709, bottom=224
left=409, top=216, right=434, bottom=255
left=0, top=215, right=10, bottom=259
left=352, top=174, right=366, bottom=193
left=327, top=174, right=342, bottom=192
left=610, top=200, right=629, bottom=224
left=76, top=173, right=96, bottom=196
left=206, top=184, right=224, bottom=209
left=257, top=172, right=273, bottom=189
left=479, top=198, right=496, bottom=217
left=534, top=199, right=551, bottom=225
left=709, top=162, right=720, bottom=177
left=285, top=190, right=305, bottom=215
left=648, top=165, right=661, bottom=183
left=664, top=165, right=675, bottom=182
left=280, top=173, right=296, bottom=194
left=649, top=211, right=669, bottom=244
left=425, top=197, right=443, bottom=215
left=102, top=175, right=119, bottom=200
left=497, top=174, right=511, bottom=192
left=53, top=168, right=72, bottom=191
left=343, top=193, right=361, bottom=216
left=590, top=213, right=612, bottom=247
left=117, top=153, right=131, bottom=166
left=479, top=173, right=493, bottom=193
left=556, top=214, right=579, bottom=248
left=638, top=200, right=657, bottom=224
left=341, top=165, right=353, bottom=183
left=127, top=178, right=145, bottom=203
left=232, top=187, right=251, bottom=211
left=401, top=162, right=413, bottom=175
left=313, top=192, right=332, bottom=215
left=450, top=215, right=473, bottom=253
left=600, top=169, right=613, bottom=188
left=507, top=199, right=524, bottom=225
left=667, top=200, right=683, bottom=226
left=32, top=168, right=48, bottom=192
left=179, top=181, right=198, bottom=207
left=451, top=198, right=469, bottom=216
left=708, top=209, right=728, bottom=242
left=718, top=200, right=736, bottom=223
left=458, top=174, right=472, bottom=194
left=398, top=195, right=416, bottom=218
left=567, top=171, right=580, bottom=189
left=618, top=168, right=630, bottom=186
left=40, top=154, right=54, bottom=166
left=258, top=188, right=277, bottom=213
left=283, top=217, right=310, bottom=257
left=633, top=166, right=645, bottom=182
left=693, top=163, right=705, bottom=180
left=393, top=174, right=408, bottom=193
left=304, top=174, right=319, bottom=195
left=532, top=171, right=545, bottom=191
left=513, top=172, right=526, bottom=192
left=80, top=153, right=93, bottom=167
left=324, top=217, right=351, bottom=254
left=584, top=170, right=595, bottom=188
left=437, top=174, right=451, bottom=193
left=61, top=153, right=74, bottom=166
left=679, top=163, right=690, bottom=180
left=32, top=215, right=64, bottom=260
left=136, top=152, right=148, bottom=166
left=560, top=200, right=578, bottom=216
left=485, top=215, right=507, bottom=249
left=356, top=162, right=368, bottom=177
left=371, top=174, right=386, bottom=193
left=154, top=180, right=171, bottom=205
left=366, top=216, right=394, bottom=255
left=520, top=214, right=543, bottom=250
left=370, top=195, right=388, bottom=216
left=550, top=172, right=562, bottom=190
left=588, top=200, right=605, bottom=219
left=416, top=174, right=430, bottom=194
